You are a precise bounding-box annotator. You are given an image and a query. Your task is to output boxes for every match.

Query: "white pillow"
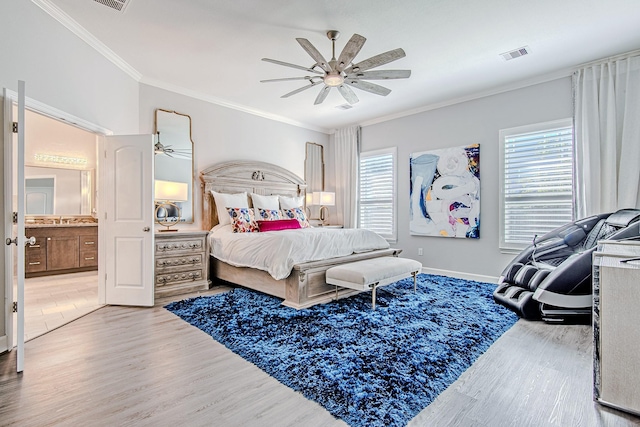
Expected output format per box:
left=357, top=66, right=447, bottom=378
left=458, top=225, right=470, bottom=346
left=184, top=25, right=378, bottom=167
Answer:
left=251, top=193, right=280, bottom=210
left=279, top=195, right=304, bottom=209
left=211, top=190, right=248, bottom=226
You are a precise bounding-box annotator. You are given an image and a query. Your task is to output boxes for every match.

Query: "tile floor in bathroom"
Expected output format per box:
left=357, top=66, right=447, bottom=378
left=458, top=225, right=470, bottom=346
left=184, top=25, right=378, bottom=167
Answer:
left=12, top=270, right=100, bottom=343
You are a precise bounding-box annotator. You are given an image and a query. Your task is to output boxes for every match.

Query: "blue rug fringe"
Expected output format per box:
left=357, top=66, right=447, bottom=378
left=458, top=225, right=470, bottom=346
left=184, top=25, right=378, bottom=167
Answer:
left=165, top=273, right=518, bottom=427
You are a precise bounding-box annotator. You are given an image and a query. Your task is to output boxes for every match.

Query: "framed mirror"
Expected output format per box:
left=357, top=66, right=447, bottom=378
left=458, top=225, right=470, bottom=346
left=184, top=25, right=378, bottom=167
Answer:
left=154, top=109, right=194, bottom=223
left=25, top=166, right=94, bottom=216
left=305, top=142, right=324, bottom=193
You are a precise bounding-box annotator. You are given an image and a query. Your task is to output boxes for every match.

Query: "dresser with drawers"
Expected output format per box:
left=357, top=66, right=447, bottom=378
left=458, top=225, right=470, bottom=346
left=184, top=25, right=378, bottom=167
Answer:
left=154, top=230, right=211, bottom=299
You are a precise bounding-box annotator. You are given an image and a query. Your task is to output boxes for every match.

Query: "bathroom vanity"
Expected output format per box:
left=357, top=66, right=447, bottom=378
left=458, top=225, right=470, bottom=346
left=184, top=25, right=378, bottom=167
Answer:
left=25, top=223, right=98, bottom=277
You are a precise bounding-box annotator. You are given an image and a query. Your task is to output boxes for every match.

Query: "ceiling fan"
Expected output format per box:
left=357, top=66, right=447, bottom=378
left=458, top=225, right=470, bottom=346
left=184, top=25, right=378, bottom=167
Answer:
left=261, top=30, right=411, bottom=106
left=154, top=132, right=191, bottom=159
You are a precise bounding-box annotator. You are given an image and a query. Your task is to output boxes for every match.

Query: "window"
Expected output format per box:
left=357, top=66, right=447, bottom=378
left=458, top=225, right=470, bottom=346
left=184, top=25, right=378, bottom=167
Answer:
left=499, top=119, right=574, bottom=251
left=359, top=147, right=397, bottom=242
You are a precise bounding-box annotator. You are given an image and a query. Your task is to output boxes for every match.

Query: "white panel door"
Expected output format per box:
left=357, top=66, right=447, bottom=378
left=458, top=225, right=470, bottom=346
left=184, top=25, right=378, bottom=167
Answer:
left=101, top=135, right=154, bottom=306
left=2, top=83, right=27, bottom=371
left=2, top=88, right=14, bottom=355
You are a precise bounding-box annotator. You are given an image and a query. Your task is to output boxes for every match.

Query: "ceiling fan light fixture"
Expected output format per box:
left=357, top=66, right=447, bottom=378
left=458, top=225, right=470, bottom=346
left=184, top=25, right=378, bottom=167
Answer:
left=262, top=31, right=410, bottom=105
left=324, top=71, right=344, bottom=87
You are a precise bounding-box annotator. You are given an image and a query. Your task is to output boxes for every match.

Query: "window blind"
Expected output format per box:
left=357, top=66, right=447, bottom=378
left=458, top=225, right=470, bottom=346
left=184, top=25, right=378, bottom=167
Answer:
left=359, top=149, right=396, bottom=240
left=502, top=123, right=574, bottom=249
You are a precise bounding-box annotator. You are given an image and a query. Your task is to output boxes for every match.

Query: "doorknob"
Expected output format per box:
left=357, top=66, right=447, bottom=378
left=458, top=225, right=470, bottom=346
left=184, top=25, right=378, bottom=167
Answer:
left=5, top=236, right=35, bottom=246
left=143, top=227, right=151, bottom=232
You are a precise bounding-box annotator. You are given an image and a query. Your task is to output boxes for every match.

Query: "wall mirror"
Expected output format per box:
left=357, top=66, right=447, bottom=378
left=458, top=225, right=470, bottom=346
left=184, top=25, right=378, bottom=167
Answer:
left=25, top=166, right=94, bottom=216
left=154, top=109, right=194, bottom=223
left=305, top=142, right=324, bottom=194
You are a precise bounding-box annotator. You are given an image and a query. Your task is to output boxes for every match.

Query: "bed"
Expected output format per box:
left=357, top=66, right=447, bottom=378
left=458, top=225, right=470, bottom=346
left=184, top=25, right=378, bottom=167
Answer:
left=200, top=160, right=400, bottom=309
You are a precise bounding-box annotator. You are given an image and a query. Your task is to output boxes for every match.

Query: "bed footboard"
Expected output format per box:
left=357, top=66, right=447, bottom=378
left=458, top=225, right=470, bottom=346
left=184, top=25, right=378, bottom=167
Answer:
left=211, top=248, right=400, bottom=309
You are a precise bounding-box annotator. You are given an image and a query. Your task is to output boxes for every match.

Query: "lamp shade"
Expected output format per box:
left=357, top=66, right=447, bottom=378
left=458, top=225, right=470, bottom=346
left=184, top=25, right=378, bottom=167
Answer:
left=311, top=191, right=335, bottom=206
left=155, top=180, right=189, bottom=202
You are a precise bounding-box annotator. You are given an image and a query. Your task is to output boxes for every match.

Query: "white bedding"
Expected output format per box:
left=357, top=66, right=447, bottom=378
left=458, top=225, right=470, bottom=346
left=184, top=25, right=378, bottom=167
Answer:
left=209, top=225, right=390, bottom=280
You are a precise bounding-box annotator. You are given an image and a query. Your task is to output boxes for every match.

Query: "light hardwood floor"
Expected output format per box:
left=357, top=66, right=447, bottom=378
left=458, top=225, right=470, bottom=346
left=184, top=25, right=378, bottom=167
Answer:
left=1, top=286, right=639, bottom=427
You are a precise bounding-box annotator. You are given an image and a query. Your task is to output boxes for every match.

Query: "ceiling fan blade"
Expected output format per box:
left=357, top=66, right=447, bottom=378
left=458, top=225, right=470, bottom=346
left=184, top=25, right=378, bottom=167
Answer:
left=336, top=34, right=366, bottom=72
left=337, top=84, right=359, bottom=105
left=296, top=38, right=331, bottom=73
left=281, top=82, right=319, bottom=98
left=260, top=76, right=317, bottom=83
left=344, top=80, right=392, bottom=96
left=346, top=70, right=411, bottom=80
left=343, top=48, right=406, bottom=74
left=262, top=58, right=324, bottom=75
left=314, top=86, right=331, bottom=105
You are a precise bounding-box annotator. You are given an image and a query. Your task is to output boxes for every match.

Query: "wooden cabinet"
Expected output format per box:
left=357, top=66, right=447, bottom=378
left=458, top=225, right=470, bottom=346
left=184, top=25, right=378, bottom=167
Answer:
left=25, top=225, right=98, bottom=277
left=592, top=240, right=640, bottom=416
left=154, top=231, right=210, bottom=299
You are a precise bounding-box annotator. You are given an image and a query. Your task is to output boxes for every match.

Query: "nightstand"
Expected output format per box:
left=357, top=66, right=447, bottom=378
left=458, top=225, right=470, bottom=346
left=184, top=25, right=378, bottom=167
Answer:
left=154, top=230, right=211, bottom=299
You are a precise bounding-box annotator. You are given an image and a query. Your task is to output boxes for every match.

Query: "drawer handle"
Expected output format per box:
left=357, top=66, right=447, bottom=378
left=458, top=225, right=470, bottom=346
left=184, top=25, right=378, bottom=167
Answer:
left=84, top=257, right=95, bottom=260
left=29, top=262, right=41, bottom=265
left=29, top=244, right=41, bottom=248
left=84, top=241, right=95, bottom=245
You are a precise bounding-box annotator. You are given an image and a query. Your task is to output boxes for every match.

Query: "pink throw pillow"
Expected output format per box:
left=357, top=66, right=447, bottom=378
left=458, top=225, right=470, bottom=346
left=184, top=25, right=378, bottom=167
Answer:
left=257, top=219, right=302, bottom=232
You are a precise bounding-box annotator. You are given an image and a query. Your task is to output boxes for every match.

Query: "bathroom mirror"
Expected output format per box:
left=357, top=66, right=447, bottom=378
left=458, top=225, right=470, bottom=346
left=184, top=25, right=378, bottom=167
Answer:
left=305, top=142, right=324, bottom=193
left=154, top=109, right=194, bottom=223
left=25, top=166, right=94, bottom=215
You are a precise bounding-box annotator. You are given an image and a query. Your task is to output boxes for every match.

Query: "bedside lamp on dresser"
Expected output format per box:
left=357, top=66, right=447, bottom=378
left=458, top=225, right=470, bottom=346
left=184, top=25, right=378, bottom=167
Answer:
left=154, top=179, right=188, bottom=232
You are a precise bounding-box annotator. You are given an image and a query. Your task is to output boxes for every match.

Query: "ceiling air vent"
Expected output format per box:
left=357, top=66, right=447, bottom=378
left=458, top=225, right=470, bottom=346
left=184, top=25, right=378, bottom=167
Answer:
left=336, top=104, right=353, bottom=110
left=93, top=0, right=130, bottom=12
left=500, top=46, right=530, bottom=61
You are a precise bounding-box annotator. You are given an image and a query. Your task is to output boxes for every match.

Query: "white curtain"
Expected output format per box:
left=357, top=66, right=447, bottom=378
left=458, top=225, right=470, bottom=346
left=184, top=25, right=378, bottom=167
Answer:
left=332, top=126, right=360, bottom=228
left=574, top=54, right=640, bottom=218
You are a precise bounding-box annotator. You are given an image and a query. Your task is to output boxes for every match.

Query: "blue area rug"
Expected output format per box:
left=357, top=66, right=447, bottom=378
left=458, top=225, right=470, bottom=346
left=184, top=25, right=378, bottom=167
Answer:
left=165, top=274, right=518, bottom=427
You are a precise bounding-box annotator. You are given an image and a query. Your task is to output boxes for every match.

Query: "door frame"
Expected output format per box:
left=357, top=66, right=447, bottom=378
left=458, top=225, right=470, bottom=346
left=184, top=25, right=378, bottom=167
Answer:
left=3, top=89, right=112, bottom=351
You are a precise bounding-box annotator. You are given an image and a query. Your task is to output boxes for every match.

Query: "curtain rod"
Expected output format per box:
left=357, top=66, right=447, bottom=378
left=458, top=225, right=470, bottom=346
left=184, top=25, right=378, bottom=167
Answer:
left=575, top=48, right=640, bottom=70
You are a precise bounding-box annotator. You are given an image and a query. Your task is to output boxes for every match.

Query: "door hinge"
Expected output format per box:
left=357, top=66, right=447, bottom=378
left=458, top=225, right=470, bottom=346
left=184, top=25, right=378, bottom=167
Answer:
left=12, top=212, right=17, bottom=224
left=12, top=122, right=18, bottom=133
left=12, top=301, right=17, bottom=313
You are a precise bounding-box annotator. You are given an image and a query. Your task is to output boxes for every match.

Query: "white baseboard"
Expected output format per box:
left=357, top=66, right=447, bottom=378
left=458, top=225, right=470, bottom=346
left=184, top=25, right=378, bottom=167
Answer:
left=420, top=267, right=499, bottom=284
left=0, top=335, right=8, bottom=354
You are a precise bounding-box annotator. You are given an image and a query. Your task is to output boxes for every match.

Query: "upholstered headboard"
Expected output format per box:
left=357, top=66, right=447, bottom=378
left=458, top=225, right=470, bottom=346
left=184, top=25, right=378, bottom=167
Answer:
left=200, top=160, right=307, bottom=231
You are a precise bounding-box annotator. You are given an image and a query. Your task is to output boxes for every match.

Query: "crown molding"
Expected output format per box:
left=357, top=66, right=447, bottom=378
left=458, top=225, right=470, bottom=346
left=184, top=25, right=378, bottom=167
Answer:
left=31, top=0, right=142, bottom=81
left=139, top=77, right=331, bottom=134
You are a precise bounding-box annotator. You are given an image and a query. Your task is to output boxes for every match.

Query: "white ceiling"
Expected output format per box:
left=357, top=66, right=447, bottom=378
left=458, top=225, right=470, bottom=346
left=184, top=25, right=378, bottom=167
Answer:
left=40, top=0, right=640, bottom=133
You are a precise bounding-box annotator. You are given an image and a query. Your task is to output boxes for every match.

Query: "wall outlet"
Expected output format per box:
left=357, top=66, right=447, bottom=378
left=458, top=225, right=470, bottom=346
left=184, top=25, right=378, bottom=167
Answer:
left=418, top=248, right=423, bottom=256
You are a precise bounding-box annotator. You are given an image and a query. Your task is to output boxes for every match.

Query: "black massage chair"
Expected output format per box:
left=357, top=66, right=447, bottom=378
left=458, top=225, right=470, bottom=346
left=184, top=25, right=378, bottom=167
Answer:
left=493, top=208, right=640, bottom=322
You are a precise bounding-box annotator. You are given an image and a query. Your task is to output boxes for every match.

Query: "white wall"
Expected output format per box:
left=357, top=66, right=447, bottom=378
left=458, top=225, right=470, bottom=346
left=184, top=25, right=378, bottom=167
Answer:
left=361, top=77, right=573, bottom=278
left=0, top=1, right=140, bottom=347
left=0, top=1, right=139, bottom=133
left=138, top=83, right=330, bottom=230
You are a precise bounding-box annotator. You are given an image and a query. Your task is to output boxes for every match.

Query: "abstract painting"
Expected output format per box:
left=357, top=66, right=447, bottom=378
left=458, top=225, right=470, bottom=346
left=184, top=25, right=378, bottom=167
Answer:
left=410, top=144, right=480, bottom=238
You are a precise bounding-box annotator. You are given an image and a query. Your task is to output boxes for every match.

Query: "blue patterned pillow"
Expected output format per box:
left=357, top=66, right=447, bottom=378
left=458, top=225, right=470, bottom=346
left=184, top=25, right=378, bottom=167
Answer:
left=227, top=207, right=259, bottom=233
left=283, top=207, right=310, bottom=228
left=257, top=208, right=283, bottom=221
